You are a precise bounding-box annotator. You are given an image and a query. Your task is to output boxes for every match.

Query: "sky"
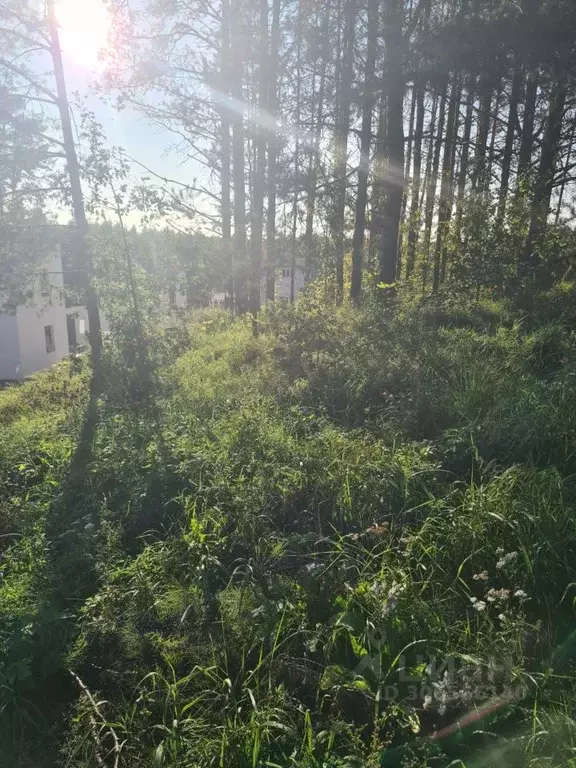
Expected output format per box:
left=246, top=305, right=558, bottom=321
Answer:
left=54, top=0, right=207, bottom=224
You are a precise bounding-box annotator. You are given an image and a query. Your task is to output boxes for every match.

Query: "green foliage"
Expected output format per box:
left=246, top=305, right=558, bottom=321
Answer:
left=2, top=295, right=576, bottom=767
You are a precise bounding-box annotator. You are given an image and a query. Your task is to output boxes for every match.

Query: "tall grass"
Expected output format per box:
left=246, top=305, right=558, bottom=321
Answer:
left=1, top=295, right=576, bottom=766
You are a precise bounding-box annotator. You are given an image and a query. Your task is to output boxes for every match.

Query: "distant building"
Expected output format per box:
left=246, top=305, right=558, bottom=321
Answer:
left=0, top=251, right=306, bottom=380
left=164, top=283, right=188, bottom=312
left=211, top=261, right=306, bottom=308
left=0, top=248, right=95, bottom=381
left=262, top=260, right=306, bottom=304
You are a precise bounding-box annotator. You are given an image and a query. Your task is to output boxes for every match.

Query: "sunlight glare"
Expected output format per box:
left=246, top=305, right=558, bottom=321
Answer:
left=56, top=0, right=110, bottom=71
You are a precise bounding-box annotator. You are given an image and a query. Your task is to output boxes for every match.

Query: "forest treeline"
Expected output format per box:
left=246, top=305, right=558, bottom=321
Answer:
left=2, top=0, right=576, bottom=319
left=105, top=0, right=576, bottom=309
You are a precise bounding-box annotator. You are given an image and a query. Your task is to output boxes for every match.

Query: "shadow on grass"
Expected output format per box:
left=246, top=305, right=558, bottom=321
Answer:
left=4, top=369, right=184, bottom=767
left=1, top=388, right=101, bottom=768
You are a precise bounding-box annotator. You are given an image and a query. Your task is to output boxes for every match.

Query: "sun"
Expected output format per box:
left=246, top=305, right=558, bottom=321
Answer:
left=56, top=0, right=110, bottom=71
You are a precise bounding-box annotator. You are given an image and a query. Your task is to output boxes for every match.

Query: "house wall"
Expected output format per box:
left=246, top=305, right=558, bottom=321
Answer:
left=13, top=250, right=69, bottom=378
left=16, top=304, right=69, bottom=378
left=65, top=304, right=110, bottom=347
left=260, top=265, right=306, bottom=304
left=0, top=315, right=22, bottom=380
left=278, top=268, right=305, bottom=300
left=1, top=243, right=117, bottom=380
left=15, top=300, right=111, bottom=378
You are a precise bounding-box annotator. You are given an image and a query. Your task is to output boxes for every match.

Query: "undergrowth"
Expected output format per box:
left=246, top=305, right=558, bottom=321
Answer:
left=1, top=292, right=576, bottom=767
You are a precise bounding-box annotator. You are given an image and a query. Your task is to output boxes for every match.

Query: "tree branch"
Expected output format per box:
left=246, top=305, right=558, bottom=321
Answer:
left=405, top=0, right=427, bottom=41
left=0, top=58, right=57, bottom=103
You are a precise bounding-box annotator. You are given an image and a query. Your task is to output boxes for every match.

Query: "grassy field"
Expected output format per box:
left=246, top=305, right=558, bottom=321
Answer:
left=2, top=293, right=576, bottom=767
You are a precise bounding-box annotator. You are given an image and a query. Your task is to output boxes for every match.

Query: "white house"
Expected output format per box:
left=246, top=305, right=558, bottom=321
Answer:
left=0, top=245, right=190, bottom=381
left=0, top=249, right=92, bottom=381
left=211, top=261, right=306, bottom=308
left=0, top=252, right=307, bottom=380
left=263, top=260, right=306, bottom=304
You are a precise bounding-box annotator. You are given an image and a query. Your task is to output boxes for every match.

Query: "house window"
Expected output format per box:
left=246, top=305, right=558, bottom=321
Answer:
left=44, top=325, right=56, bottom=354
left=282, top=268, right=291, bottom=279
left=79, top=317, right=86, bottom=335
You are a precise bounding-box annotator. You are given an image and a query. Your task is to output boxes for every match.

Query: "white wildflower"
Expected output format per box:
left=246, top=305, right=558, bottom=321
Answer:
left=486, top=588, right=511, bottom=603
left=381, top=582, right=405, bottom=617
left=388, top=582, right=405, bottom=598
left=496, top=551, right=518, bottom=570
left=473, top=570, right=489, bottom=582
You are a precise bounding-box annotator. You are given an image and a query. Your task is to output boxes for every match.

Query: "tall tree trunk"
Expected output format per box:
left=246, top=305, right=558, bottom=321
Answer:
left=333, top=0, right=356, bottom=300
left=486, top=79, right=502, bottom=189
left=220, top=0, right=233, bottom=308
left=350, top=0, right=378, bottom=300
left=433, top=74, right=460, bottom=291
left=496, top=64, right=522, bottom=226
left=398, top=81, right=417, bottom=265
left=404, top=83, right=418, bottom=183
left=47, top=0, right=102, bottom=389
left=443, top=86, right=461, bottom=283
left=304, top=5, right=329, bottom=279
left=378, top=0, right=405, bottom=286
left=405, top=76, right=425, bottom=278
left=249, top=0, right=268, bottom=316
left=369, top=107, right=386, bottom=269
left=454, top=74, right=475, bottom=241
left=230, top=1, right=247, bottom=312
left=471, top=75, right=492, bottom=193
left=554, top=117, right=576, bottom=226
left=517, top=71, right=538, bottom=186
left=420, top=93, right=438, bottom=212
left=422, top=81, right=447, bottom=288
left=266, top=0, right=280, bottom=301
left=522, top=79, right=567, bottom=278
left=290, top=4, right=302, bottom=304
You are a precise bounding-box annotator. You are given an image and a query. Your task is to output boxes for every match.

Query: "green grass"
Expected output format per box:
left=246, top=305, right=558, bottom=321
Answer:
left=1, top=296, right=576, bottom=767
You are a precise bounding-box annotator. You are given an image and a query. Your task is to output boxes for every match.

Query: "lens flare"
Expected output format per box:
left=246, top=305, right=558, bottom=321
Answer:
left=56, top=0, right=110, bottom=71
